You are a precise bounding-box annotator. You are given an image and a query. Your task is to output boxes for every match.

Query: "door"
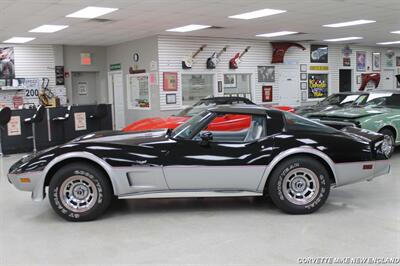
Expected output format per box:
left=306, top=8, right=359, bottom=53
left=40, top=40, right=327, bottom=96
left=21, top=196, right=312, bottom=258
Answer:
left=108, top=71, right=125, bottom=130
left=382, top=69, right=395, bottom=90
left=71, top=72, right=97, bottom=105
left=339, top=69, right=352, bottom=92
left=278, top=66, right=299, bottom=105
left=163, top=113, right=274, bottom=191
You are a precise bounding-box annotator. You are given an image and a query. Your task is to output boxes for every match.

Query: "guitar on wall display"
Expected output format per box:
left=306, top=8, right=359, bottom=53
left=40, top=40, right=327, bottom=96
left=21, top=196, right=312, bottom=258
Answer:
left=182, top=45, right=207, bottom=69
left=206, top=46, right=229, bottom=69
left=229, top=46, right=251, bottom=69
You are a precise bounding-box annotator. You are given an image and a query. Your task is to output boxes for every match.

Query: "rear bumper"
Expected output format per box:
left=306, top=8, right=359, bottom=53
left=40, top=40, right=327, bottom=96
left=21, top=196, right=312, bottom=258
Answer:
left=334, top=160, right=390, bottom=187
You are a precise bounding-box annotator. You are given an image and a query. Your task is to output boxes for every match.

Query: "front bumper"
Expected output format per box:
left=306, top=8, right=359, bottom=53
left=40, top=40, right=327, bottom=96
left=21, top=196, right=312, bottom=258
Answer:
left=334, top=160, right=390, bottom=187
left=8, top=171, right=45, bottom=201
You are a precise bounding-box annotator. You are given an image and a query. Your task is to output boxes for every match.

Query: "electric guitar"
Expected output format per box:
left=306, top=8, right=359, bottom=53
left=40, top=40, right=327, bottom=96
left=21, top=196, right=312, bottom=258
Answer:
left=206, top=46, right=229, bottom=69
left=229, top=46, right=251, bottom=69
left=182, top=45, right=207, bottom=69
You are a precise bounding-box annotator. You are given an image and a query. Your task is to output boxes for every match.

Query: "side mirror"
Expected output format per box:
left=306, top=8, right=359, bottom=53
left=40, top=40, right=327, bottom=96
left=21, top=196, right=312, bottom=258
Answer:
left=199, top=131, right=213, bottom=146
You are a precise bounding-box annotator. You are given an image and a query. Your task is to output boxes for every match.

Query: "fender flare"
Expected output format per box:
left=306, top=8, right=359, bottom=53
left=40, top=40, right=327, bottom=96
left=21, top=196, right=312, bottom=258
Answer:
left=256, top=147, right=337, bottom=192
left=32, top=152, right=118, bottom=201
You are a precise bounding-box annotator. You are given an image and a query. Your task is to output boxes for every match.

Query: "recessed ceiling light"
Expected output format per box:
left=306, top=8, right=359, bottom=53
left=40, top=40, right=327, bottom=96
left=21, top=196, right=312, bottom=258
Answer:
left=323, top=20, right=376, bottom=28
left=377, top=40, right=400, bottom=45
left=166, top=24, right=211, bottom=32
left=390, top=31, right=400, bottom=34
left=66, top=6, right=118, bottom=19
left=3, top=37, right=35, bottom=44
left=256, top=31, right=298, bottom=37
left=324, top=37, right=363, bottom=42
left=229, top=8, right=286, bottom=20
left=30, top=25, right=69, bottom=33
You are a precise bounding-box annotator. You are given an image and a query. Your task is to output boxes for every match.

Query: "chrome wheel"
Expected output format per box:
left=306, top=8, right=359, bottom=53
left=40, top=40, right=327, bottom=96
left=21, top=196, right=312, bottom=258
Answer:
left=59, top=175, right=98, bottom=213
left=382, top=134, right=394, bottom=158
left=282, top=168, right=320, bottom=205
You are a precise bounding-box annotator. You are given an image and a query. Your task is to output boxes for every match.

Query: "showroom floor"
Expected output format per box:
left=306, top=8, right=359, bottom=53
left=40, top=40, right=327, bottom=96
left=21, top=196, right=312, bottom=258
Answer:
left=0, top=152, right=399, bottom=265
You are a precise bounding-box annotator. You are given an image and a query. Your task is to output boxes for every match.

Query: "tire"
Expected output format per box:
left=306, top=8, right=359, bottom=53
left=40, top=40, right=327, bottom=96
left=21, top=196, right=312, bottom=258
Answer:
left=267, top=156, right=331, bottom=214
left=379, top=128, right=395, bottom=158
left=48, top=163, right=113, bottom=222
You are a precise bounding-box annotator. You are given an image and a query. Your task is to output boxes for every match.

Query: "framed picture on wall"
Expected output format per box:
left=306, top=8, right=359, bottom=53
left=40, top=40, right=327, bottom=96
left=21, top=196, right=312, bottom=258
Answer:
left=356, top=75, right=361, bottom=84
left=372, top=52, right=381, bottom=71
left=396, top=57, right=400, bottom=67
left=300, top=82, right=307, bottom=90
left=300, top=64, right=307, bottom=72
left=224, top=74, right=236, bottom=88
left=300, top=73, right=307, bottom=81
left=308, top=73, right=328, bottom=99
left=301, top=91, right=307, bottom=102
left=310, top=45, right=328, bottom=63
left=163, top=72, right=178, bottom=91
left=257, top=66, right=275, bottom=82
left=343, top=57, right=351, bottom=67
left=262, top=85, right=273, bottom=102
left=356, top=51, right=366, bottom=72
left=218, top=81, right=223, bottom=93
left=166, top=93, right=177, bottom=104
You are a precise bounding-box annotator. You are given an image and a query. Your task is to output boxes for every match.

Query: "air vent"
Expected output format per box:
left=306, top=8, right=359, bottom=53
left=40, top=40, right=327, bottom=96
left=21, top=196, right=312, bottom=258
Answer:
left=88, top=18, right=113, bottom=23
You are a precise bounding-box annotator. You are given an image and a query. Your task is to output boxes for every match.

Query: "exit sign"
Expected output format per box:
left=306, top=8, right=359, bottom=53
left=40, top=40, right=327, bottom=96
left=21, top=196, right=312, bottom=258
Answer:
left=109, top=63, right=121, bottom=71
left=80, top=53, right=92, bottom=65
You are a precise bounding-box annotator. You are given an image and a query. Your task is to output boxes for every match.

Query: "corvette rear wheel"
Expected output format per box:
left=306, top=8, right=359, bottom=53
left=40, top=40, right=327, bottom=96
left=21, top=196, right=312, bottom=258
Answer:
left=49, top=163, right=112, bottom=221
left=268, top=156, right=331, bottom=214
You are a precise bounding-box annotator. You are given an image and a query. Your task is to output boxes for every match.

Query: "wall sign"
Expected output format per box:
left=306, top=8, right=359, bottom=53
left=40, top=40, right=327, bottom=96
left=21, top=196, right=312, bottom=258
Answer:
left=308, top=74, right=328, bottom=99
left=310, top=45, right=328, bottom=63
left=127, top=73, right=151, bottom=109
left=309, top=66, right=329, bottom=71
left=7, top=116, right=21, bottom=136
left=372, top=52, right=381, bottom=71
left=166, top=94, right=177, bottom=104
left=78, top=82, right=88, bottom=95
left=356, top=51, right=366, bottom=72
left=80, top=53, right=92, bottom=65
left=109, top=63, right=121, bottom=71
left=74, top=112, right=87, bottom=131
left=163, top=72, right=178, bottom=91
left=262, top=85, right=273, bottom=102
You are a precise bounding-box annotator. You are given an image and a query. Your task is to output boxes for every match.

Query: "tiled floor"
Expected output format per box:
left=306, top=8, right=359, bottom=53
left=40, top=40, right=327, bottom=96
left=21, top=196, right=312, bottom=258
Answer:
left=0, top=152, right=399, bottom=265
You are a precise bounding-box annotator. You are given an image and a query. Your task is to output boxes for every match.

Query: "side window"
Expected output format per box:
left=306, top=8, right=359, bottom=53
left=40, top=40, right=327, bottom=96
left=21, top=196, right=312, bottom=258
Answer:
left=196, top=113, right=267, bottom=143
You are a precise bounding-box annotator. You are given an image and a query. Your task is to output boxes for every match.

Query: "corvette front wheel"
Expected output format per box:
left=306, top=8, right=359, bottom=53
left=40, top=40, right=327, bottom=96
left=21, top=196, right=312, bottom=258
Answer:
left=49, top=163, right=112, bottom=221
left=268, top=156, right=331, bottom=214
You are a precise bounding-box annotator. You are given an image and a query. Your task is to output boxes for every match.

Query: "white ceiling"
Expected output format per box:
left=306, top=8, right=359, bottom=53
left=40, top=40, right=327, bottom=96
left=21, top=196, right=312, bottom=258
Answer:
left=1, top=0, right=400, bottom=46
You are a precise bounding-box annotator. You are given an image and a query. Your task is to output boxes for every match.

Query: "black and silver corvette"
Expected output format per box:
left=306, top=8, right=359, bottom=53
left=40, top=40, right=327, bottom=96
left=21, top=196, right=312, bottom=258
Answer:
left=8, top=106, right=390, bottom=221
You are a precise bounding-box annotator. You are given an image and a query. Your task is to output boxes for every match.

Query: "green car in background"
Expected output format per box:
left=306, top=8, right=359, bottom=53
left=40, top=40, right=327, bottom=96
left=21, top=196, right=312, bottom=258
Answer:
left=307, top=90, right=400, bottom=158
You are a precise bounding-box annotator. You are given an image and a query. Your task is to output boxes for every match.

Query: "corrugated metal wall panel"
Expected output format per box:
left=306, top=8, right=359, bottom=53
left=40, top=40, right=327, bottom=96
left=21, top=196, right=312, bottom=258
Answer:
left=158, top=36, right=400, bottom=110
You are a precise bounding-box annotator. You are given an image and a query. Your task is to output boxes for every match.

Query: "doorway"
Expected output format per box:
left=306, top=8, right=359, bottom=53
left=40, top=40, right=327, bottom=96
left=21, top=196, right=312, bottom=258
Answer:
left=278, top=66, right=299, bottom=106
left=339, top=69, right=352, bottom=92
left=108, top=71, right=125, bottom=130
left=71, top=72, right=98, bottom=105
left=382, top=69, right=395, bottom=90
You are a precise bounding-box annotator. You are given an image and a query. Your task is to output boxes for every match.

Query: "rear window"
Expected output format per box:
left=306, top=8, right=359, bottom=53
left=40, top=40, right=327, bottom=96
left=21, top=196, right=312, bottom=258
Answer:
left=284, top=112, right=337, bottom=134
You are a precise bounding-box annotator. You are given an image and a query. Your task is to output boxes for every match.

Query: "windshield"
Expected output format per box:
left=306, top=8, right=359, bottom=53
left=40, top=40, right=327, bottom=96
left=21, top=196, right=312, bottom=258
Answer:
left=319, top=94, right=359, bottom=106
left=352, top=93, right=395, bottom=107
left=171, top=111, right=214, bottom=139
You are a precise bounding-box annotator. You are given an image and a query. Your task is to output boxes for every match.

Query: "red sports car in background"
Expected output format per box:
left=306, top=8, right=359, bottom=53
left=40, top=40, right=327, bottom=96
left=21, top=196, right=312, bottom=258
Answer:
left=123, top=97, right=294, bottom=132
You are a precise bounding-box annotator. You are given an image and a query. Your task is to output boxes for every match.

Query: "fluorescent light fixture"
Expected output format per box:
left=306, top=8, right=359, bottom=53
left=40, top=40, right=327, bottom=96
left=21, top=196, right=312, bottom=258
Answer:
left=30, top=24, right=69, bottom=33
left=66, top=6, right=118, bottom=19
left=323, top=19, right=375, bottom=28
left=3, top=37, right=35, bottom=43
left=166, top=24, right=211, bottom=32
left=324, top=37, right=363, bottom=42
left=229, top=8, right=286, bottom=20
left=390, top=31, right=400, bottom=34
left=377, top=40, right=400, bottom=45
left=256, top=31, right=298, bottom=37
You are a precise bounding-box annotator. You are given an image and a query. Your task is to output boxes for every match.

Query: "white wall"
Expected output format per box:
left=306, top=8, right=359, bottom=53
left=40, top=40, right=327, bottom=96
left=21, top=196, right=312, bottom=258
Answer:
left=158, top=35, right=400, bottom=109
left=106, top=36, right=169, bottom=125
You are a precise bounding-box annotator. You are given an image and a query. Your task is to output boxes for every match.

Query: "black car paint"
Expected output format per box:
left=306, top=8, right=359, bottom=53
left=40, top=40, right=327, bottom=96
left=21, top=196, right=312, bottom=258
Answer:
left=9, top=108, right=384, bottom=180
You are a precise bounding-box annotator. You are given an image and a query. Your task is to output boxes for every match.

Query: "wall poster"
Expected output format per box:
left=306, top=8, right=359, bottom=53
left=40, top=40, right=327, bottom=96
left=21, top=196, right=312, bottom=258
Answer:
left=310, top=45, right=328, bottom=63
left=7, top=116, right=21, bottom=136
left=127, top=73, right=151, bottom=109
left=223, top=74, right=236, bottom=88
left=163, top=72, right=178, bottom=91
left=308, top=74, right=328, bottom=99
left=257, top=66, right=275, bottom=82
left=262, top=85, right=273, bottom=102
left=0, top=47, right=15, bottom=79
left=74, top=112, right=87, bottom=131
left=372, top=52, right=381, bottom=71
left=356, top=51, right=366, bottom=72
